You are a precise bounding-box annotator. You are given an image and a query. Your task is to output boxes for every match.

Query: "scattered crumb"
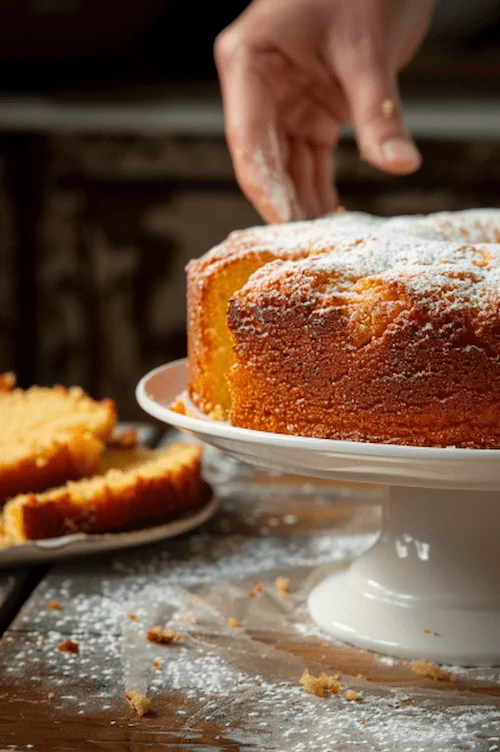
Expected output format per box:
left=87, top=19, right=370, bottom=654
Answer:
left=208, top=404, right=225, bottom=421
left=233, top=697, right=243, bottom=705
left=275, top=576, right=290, bottom=598
left=128, top=614, right=138, bottom=621
left=248, top=580, right=264, bottom=598
left=125, top=690, right=150, bottom=717
left=146, top=626, right=182, bottom=645
left=170, top=397, right=187, bottom=415
left=152, top=661, right=162, bottom=670
left=252, top=692, right=258, bottom=697
left=344, top=689, right=362, bottom=702
left=381, top=99, right=394, bottom=117
left=411, top=660, right=454, bottom=682
left=48, top=600, right=60, bottom=610
left=300, top=669, right=340, bottom=698
left=336, top=206, right=346, bottom=215
left=256, top=681, right=262, bottom=686
left=58, top=639, right=79, bottom=654
left=228, top=617, right=240, bottom=628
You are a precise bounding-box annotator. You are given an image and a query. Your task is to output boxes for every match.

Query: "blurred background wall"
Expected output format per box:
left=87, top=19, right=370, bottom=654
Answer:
left=0, top=0, right=499, bottom=417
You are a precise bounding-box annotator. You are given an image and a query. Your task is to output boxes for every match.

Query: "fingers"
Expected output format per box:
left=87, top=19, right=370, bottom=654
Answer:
left=313, top=143, right=338, bottom=216
left=287, top=139, right=321, bottom=219
left=215, top=32, right=303, bottom=224
left=333, top=47, right=421, bottom=175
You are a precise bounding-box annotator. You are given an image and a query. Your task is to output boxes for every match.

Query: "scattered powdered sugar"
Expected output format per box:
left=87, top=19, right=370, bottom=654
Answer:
left=10, top=472, right=500, bottom=750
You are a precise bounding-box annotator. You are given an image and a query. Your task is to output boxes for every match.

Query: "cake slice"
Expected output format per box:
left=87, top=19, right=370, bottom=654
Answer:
left=2, top=443, right=210, bottom=543
left=0, top=380, right=117, bottom=504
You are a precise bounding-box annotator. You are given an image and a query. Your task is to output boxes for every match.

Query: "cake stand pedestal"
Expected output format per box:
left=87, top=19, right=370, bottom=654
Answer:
left=137, top=359, right=500, bottom=667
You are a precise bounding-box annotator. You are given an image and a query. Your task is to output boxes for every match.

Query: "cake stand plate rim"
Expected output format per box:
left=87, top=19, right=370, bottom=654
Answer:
left=136, top=359, right=500, bottom=465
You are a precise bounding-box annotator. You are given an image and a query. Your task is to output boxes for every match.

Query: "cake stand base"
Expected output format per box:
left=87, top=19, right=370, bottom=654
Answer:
left=308, top=486, right=500, bottom=666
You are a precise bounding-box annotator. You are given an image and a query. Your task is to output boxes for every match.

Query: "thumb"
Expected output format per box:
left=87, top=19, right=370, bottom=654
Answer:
left=338, top=57, right=420, bottom=175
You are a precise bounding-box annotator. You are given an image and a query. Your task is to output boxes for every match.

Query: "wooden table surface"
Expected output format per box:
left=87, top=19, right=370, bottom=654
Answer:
left=0, top=433, right=499, bottom=752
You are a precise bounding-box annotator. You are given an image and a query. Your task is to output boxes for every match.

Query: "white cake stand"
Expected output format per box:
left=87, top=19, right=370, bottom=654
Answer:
left=137, top=359, right=500, bottom=667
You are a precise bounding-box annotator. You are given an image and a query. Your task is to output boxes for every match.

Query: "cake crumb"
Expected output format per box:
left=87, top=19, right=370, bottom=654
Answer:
left=228, top=617, right=240, bottom=628
left=300, top=669, right=340, bottom=698
left=128, top=613, right=138, bottom=621
left=170, top=397, right=187, bottom=415
left=381, top=99, right=394, bottom=117
left=58, top=639, right=79, bottom=654
left=208, top=404, right=225, bottom=421
left=147, top=626, right=182, bottom=645
left=125, top=690, right=150, bottom=716
left=411, top=660, right=454, bottom=681
left=152, top=661, right=162, bottom=670
left=48, top=600, right=60, bottom=610
left=233, top=697, right=243, bottom=705
left=248, top=580, right=264, bottom=598
left=275, top=576, right=290, bottom=598
left=344, top=689, right=362, bottom=702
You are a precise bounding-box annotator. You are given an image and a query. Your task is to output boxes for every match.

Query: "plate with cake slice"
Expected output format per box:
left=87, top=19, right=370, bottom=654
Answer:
left=0, top=374, right=217, bottom=566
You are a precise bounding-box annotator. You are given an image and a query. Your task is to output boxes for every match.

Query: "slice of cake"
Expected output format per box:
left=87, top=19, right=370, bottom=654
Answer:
left=0, top=380, right=117, bottom=504
left=2, top=443, right=210, bottom=543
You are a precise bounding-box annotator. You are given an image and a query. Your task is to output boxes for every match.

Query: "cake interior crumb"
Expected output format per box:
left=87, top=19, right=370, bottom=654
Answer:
left=275, top=576, right=290, bottom=598
left=300, top=669, right=340, bottom=698
left=125, top=690, right=150, bottom=716
left=411, top=660, right=454, bottom=682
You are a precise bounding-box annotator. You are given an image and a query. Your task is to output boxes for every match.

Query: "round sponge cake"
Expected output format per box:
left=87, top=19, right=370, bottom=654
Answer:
left=187, top=210, right=500, bottom=448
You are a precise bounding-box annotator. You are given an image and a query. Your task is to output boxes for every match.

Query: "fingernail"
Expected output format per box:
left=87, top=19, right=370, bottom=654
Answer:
left=381, top=137, right=420, bottom=165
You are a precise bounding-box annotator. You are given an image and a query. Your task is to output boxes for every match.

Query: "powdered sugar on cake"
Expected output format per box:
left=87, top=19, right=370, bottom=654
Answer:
left=230, top=209, right=500, bottom=317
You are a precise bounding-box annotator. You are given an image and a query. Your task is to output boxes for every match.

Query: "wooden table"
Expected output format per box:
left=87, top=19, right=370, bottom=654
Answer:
left=0, top=438, right=500, bottom=751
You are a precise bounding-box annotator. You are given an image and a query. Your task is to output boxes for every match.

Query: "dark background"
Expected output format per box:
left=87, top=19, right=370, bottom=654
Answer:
left=0, top=0, right=499, bottom=419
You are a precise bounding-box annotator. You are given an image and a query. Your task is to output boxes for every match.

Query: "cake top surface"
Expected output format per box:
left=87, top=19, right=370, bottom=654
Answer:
left=225, top=209, right=500, bottom=317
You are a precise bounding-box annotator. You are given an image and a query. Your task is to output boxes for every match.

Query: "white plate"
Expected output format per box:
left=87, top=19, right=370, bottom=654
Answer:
left=0, top=496, right=218, bottom=568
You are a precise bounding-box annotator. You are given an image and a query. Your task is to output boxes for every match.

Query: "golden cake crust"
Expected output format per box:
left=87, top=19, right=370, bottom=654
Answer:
left=2, top=443, right=210, bottom=542
left=188, top=210, right=500, bottom=448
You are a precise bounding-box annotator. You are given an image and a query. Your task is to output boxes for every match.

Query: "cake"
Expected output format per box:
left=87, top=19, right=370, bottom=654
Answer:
left=2, top=443, right=210, bottom=543
left=187, top=209, right=500, bottom=448
left=0, top=380, right=117, bottom=504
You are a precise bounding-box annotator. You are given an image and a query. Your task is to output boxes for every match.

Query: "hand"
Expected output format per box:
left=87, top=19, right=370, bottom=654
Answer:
left=215, top=0, right=434, bottom=223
